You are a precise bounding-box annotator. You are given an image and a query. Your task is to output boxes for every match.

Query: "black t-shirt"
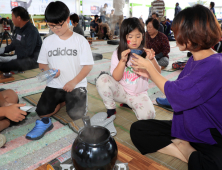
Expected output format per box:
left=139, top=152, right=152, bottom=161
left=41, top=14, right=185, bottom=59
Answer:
left=4, top=21, right=42, bottom=60
left=90, top=20, right=98, bottom=31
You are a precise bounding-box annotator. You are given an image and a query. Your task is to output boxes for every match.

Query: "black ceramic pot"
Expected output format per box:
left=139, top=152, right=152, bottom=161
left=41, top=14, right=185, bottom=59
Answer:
left=71, top=117, right=118, bottom=170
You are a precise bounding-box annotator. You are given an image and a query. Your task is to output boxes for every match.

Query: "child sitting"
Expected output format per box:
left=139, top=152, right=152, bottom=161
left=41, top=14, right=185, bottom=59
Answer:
left=96, top=18, right=161, bottom=120
left=26, top=1, right=94, bottom=140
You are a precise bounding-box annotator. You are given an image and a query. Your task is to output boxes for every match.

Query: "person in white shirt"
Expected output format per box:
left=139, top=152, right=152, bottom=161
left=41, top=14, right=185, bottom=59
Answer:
left=111, top=0, right=125, bottom=36
left=26, top=1, right=94, bottom=140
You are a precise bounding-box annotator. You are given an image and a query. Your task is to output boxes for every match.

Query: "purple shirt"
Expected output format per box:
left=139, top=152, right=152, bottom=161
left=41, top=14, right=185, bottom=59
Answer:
left=165, top=53, right=222, bottom=145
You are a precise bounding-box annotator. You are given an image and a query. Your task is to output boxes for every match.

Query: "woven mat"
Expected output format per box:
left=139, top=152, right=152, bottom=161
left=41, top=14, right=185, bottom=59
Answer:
left=102, top=52, right=113, bottom=60
left=90, top=41, right=118, bottom=54
left=0, top=113, right=78, bottom=170
left=3, top=68, right=42, bottom=84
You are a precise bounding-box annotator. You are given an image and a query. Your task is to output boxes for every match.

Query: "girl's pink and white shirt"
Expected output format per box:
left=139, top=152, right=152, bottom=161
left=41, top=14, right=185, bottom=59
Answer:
left=110, top=50, right=149, bottom=96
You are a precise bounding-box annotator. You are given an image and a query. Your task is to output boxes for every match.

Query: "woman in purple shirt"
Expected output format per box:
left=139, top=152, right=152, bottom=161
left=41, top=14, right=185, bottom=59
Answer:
left=130, top=5, right=222, bottom=170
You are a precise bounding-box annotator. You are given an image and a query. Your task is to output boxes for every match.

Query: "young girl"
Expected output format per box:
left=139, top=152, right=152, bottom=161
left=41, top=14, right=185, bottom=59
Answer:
left=130, top=5, right=222, bottom=169
left=96, top=18, right=161, bottom=120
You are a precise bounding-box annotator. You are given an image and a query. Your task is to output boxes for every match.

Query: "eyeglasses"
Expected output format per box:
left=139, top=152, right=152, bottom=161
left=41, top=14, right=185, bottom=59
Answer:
left=47, top=21, right=65, bottom=29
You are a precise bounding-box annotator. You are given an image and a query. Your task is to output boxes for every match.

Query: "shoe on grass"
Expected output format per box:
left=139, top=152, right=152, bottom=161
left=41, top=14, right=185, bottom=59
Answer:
left=156, top=97, right=172, bottom=108
left=0, top=134, right=6, bottom=148
left=26, top=117, right=53, bottom=140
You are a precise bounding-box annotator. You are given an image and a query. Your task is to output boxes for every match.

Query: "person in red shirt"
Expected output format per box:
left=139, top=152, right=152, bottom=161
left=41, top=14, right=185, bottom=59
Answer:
left=145, top=18, right=170, bottom=68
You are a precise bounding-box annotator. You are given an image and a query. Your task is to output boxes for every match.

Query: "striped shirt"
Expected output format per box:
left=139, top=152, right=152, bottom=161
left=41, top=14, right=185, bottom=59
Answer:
left=152, top=0, right=165, bottom=17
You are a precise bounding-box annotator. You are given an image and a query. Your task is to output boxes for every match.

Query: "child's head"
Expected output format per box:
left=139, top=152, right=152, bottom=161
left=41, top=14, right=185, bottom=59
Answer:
left=146, top=18, right=159, bottom=37
left=172, top=4, right=221, bottom=52
left=70, top=13, right=79, bottom=26
left=120, top=18, right=145, bottom=49
left=94, top=15, right=99, bottom=21
left=97, top=19, right=102, bottom=25
left=117, top=18, right=145, bottom=61
left=210, top=2, right=215, bottom=8
left=45, top=1, right=70, bottom=36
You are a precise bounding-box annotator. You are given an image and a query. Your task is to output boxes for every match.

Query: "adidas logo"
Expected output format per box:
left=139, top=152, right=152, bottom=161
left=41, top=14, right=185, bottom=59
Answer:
left=48, top=48, right=77, bottom=57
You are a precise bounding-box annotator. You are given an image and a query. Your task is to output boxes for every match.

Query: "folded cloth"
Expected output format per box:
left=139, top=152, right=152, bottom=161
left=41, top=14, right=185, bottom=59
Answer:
left=91, top=112, right=116, bottom=127
left=20, top=106, right=37, bottom=112
left=85, top=112, right=117, bottom=136
left=0, top=55, right=17, bottom=62
left=0, top=47, right=5, bottom=54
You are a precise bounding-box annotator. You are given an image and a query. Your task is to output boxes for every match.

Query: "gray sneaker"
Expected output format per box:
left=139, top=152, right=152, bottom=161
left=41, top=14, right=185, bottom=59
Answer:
left=0, top=134, right=6, bottom=148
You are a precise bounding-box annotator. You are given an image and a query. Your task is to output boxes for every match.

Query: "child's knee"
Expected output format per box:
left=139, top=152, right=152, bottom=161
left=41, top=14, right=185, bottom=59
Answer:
left=36, top=103, right=55, bottom=117
left=2, top=89, right=18, bottom=103
left=96, top=73, right=111, bottom=87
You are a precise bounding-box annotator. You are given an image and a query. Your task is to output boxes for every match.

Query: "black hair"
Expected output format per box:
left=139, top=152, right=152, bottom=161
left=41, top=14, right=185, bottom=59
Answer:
left=176, top=2, right=179, bottom=5
left=45, top=1, right=70, bottom=24
left=95, top=15, right=99, bottom=20
left=145, top=18, right=159, bottom=30
left=152, top=12, right=159, bottom=18
left=97, top=19, right=102, bottom=23
left=70, top=13, right=79, bottom=23
left=11, top=6, right=30, bottom=21
left=210, top=2, right=215, bottom=8
left=104, top=3, right=108, bottom=7
left=117, top=17, right=145, bottom=64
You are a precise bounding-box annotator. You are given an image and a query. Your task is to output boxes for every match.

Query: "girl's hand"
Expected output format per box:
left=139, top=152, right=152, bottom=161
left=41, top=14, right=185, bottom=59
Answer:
left=121, top=49, right=131, bottom=63
left=131, top=53, right=153, bottom=71
left=144, top=48, right=155, bottom=60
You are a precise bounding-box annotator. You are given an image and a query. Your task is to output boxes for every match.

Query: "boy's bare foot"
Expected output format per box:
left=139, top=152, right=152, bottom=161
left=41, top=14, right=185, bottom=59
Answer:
left=172, top=138, right=196, bottom=162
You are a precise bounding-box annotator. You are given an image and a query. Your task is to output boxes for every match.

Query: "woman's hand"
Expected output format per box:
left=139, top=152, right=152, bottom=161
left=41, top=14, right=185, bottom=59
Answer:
left=121, top=49, right=131, bottom=63
left=131, top=53, right=152, bottom=71
left=134, top=68, right=150, bottom=78
left=144, top=48, right=155, bottom=60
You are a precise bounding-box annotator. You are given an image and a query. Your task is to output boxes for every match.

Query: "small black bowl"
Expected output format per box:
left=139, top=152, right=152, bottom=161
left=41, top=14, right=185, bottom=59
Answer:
left=3, top=72, right=12, bottom=78
left=130, top=49, right=145, bottom=56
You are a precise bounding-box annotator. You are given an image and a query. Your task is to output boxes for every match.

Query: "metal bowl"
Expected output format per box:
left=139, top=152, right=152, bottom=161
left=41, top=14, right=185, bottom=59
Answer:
left=3, top=72, right=12, bottom=78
